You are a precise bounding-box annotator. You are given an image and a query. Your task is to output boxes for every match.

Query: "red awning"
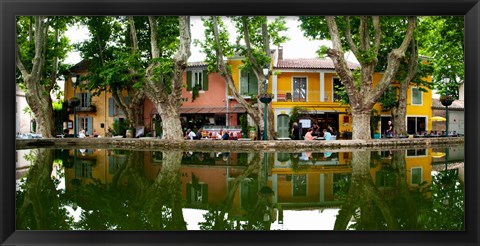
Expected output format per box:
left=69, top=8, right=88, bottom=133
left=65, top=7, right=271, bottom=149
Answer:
left=151, top=106, right=246, bottom=115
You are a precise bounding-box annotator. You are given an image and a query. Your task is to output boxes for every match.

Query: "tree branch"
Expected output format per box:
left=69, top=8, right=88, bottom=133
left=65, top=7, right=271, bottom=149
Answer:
left=148, top=16, right=160, bottom=59
left=371, top=16, right=417, bottom=102
left=344, top=17, right=358, bottom=54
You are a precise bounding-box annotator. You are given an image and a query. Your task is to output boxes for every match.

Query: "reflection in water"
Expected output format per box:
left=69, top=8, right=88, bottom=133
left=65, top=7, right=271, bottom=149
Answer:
left=15, top=146, right=464, bottom=231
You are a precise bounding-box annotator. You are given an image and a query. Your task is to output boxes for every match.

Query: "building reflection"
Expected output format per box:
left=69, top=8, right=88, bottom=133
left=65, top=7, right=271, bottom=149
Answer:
left=48, top=146, right=463, bottom=229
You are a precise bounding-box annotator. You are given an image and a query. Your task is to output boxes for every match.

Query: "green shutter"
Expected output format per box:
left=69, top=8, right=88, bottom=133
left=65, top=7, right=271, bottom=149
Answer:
left=201, top=184, right=208, bottom=204
left=202, top=70, right=208, bottom=91
left=240, top=69, right=248, bottom=95
left=186, top=71, right=192, bottom=91
left=186, top=184, right=192, bottom=203
left=249, top=71, right=258, bottom=95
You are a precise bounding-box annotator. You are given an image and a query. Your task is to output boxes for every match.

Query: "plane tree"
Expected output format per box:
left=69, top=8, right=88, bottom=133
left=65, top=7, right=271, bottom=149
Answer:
left=76, top=16, right=146, bottom=129
left=299, top=16, right=417, bottom=140
left=16, top=16, right=71, bottom=137
left=197, top=16, right=288, bottom=140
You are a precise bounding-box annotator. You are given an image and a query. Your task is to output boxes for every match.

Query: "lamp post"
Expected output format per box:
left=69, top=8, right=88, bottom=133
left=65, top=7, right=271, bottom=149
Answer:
left=440, top=76, right=453, bottom=137
left=261, top=65, right=270, bottom=141
left=71, top=75, right=78, bottom=138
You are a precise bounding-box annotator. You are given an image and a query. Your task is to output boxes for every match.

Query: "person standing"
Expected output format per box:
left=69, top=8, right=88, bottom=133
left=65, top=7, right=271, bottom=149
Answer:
left=291, top=122, right=300, bottom=140
left=386, top=120, right=394, bottom=137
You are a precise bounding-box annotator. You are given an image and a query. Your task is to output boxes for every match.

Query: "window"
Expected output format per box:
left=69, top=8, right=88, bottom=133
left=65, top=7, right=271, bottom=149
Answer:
left=407, top=116, right=426, bottom=135
left=187, top=70, right=209, bottom=91
left=79, top=92, right=91, bottom=107
left=406, top=149, right=427, bottom=157
left=240, top=68, right=258, bottom=95
left=411, top=167, right=422, bottom=185
left=411, top=87, right=423, bottom=105
left=75, top=160, right=94, bottom=179
left=78, top=117, right=93, bottom=135
left=186, top=183, right=208, bottom=205
left=108, top=97, right=128, bottom=117
left=333, top=78, right=343, bottom=102
left=293, top=77, right=307, bottom=102
left=292, top=174, right=307, bottom=196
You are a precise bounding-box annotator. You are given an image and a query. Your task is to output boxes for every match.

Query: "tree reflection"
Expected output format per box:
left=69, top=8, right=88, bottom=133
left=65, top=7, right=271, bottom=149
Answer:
left=199, top=152, right=274, bottom=230
left=16, top=149, right=72, bottom=229
left=62, top=150, right=186, bottom=230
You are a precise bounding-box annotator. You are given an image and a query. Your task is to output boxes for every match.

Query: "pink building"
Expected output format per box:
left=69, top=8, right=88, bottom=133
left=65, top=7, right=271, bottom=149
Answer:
left=143, top=62, right=246, bottom=136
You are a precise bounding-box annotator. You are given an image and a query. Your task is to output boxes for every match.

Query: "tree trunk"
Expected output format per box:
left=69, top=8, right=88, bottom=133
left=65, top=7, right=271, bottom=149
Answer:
left=325, top=16, right=417, bottom=140
left=144, top=16, right=190, bottom=140
left=16, top=16, right=56, bottom=138
left=392, top=39, right=418, bottom=136
left=351, top=109, right=372, bottom=140
left=146, top=151, right=186, bottom=230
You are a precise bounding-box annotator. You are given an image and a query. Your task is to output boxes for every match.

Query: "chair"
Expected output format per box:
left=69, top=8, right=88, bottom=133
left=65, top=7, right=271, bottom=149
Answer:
left=286, top=92, right=292, bottom=101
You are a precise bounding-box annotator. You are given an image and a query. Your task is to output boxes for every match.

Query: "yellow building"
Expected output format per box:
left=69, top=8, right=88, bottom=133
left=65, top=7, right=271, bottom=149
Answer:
left=263, top=48, right=433, bottom=139
left=65, top=61, right=129, bottom=137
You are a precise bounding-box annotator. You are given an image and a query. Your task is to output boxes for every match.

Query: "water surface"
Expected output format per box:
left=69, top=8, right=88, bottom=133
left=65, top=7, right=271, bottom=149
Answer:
left=16, top=146, right=464, bottom=230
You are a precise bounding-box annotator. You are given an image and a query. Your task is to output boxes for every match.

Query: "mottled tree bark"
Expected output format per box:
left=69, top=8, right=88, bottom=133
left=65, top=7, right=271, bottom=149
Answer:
left=144, top=16, right=191, bottom=140
left=16, top=16, right=56, bottom=137
left=392, top=39, right=418, bottom=136
left=325, top=16, right=417, bottom=140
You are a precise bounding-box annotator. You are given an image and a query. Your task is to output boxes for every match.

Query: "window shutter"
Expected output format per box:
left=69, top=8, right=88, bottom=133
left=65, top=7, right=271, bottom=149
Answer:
left=240, top=69, right=248, bottom=94
left=202, top=70, right=208, bottom=91
left=186, top=184, right=192, bottom=203
left=86, top=92, right=91, bottom=107
left=201, top=184, right=208, bottom=204
left=109, top=156, right=115, bottom=174
left=108, top=98, right=114, bottom=117
left=186, top=71, right=192, bottom=91
left=249, top=71, right=258, bottom=95
left=87, top=117, right=93, bottom=135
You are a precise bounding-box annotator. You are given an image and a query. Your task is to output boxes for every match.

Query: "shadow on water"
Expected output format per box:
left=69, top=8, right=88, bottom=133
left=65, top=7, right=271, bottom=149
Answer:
left=15, top=145, right=464, bottom=231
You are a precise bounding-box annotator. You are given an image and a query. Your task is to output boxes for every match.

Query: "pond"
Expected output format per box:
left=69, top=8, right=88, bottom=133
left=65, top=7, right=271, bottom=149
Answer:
left=15, top=145, right=464, bottom=231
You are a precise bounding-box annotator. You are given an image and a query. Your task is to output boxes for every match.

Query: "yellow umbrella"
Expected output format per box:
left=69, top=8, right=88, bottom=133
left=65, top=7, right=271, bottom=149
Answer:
left=431, top=116, right=447, bottom=122
left=431, top=152, right=446, bottom=158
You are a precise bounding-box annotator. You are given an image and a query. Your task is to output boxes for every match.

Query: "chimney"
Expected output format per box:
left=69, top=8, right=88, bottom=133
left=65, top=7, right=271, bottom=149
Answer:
left=459, top=80, right=464, bottom=101
left=278, top=46, right=283, bottom=60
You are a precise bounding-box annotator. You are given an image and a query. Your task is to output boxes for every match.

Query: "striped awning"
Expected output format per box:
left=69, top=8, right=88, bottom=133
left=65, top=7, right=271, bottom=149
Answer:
left=151, top=106, right=246, bottom=115
left=180, top=106, right=246, bottom=114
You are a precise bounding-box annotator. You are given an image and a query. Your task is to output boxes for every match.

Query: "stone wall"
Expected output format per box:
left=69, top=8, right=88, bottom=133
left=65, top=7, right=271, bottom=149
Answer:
left=16, top=137, right=464, bottom=153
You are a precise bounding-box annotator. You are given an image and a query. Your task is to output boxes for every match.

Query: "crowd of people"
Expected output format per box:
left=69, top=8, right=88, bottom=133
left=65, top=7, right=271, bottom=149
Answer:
left=291, top=122, right=337, bottom=140
left=184, top=128, right=239, bottom=140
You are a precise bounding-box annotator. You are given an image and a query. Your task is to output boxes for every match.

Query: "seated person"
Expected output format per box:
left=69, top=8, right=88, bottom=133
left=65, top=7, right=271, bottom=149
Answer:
left=221, top=131, right=230, bottom=140
left=304, top=128, right=315, bottom=140
left=323, top=129, right=332, bottom=140
left=184, top=129, right=196, bottom=140
left=196, top=128, right=203, bottom=139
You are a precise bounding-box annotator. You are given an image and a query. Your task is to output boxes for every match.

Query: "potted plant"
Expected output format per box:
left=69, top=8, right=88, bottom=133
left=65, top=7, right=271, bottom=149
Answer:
left=440, top=95, right=454, bottom=107
left=248, top=126, right=257, bottom=140
left=68, top=97, right=80, bottom=107
left=258, top=93, right=274, bottom=104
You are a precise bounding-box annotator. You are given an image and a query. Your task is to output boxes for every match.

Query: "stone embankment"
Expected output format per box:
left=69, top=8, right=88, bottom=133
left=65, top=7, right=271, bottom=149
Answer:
left=16, top=137, right=464, bottom=153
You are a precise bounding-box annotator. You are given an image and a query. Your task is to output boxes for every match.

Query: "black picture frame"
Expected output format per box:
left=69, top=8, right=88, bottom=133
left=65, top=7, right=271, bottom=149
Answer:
left=2, top=0, right=479, bottom=245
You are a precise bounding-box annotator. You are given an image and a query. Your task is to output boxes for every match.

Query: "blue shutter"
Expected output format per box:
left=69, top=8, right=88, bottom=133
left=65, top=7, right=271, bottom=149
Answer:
left=86, top=92, right=91, bottom=107
left=108, top=98, right=114, bottom=117
left=87, top=117, right=93, bottom=135
left=109, top=156, right=115, bottom=174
